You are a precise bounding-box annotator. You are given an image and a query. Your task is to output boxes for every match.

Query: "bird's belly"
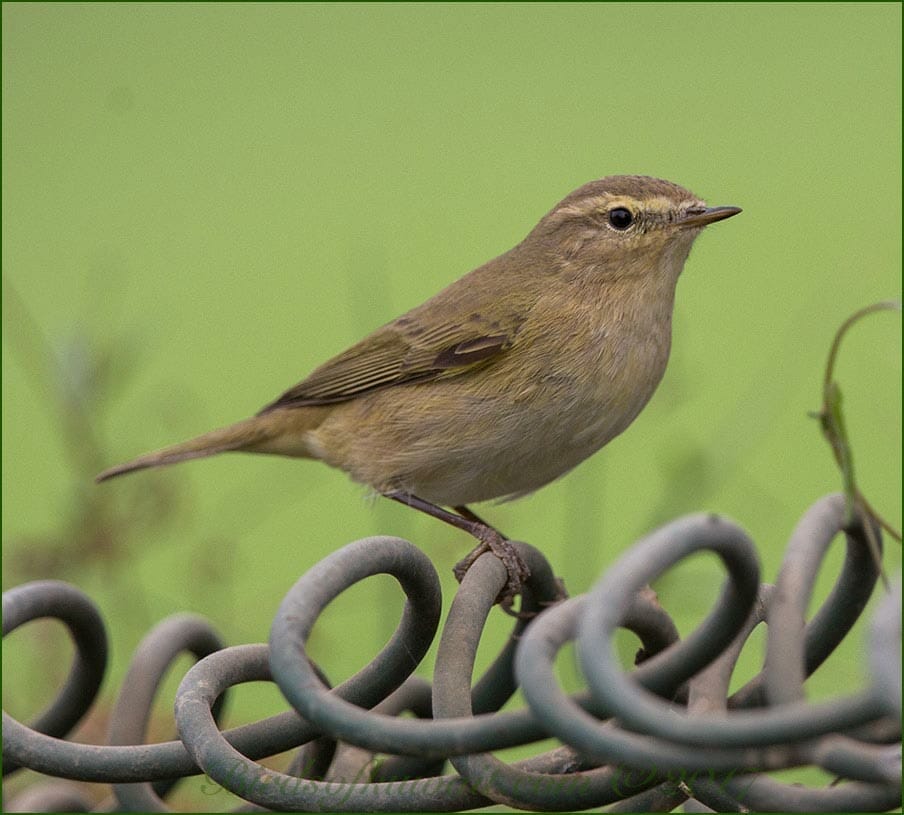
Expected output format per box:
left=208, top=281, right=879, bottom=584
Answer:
left=312, top=363, right=662, bottom=507
left=398, top=399, right=629, bottom=505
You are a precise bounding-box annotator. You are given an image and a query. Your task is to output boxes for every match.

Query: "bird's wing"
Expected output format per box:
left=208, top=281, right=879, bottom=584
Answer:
left=257, top=312, right=524, bottom=413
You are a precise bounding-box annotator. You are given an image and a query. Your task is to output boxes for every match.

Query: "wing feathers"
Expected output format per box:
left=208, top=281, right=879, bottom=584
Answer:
left=431, top=334, right=510, bottom=368
left=258, top=315, right=522, bottom=414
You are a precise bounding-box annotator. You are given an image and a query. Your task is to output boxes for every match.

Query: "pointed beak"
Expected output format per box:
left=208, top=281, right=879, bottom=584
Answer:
left=679, top=205, right=742, bottom=228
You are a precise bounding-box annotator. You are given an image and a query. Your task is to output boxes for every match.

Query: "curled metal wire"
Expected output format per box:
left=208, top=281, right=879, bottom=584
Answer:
left=3, top=493, right=900, bottom=812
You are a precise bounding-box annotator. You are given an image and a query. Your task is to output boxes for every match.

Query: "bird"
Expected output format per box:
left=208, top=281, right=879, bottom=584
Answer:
left=97, top=175, right=741, bottom=608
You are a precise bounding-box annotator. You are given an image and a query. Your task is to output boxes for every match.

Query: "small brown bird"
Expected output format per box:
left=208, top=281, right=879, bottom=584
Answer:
left=97, top=175, right=740, bottom=607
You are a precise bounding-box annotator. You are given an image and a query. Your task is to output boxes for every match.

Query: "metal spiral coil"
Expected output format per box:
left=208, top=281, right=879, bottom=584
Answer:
left=3, top=493, right=900, bottom=812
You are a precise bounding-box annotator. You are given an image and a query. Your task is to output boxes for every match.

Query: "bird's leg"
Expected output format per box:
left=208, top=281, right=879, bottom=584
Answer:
left=451, top=504, right=502, bottom=532
left=384, top=492, right=531, bottom=610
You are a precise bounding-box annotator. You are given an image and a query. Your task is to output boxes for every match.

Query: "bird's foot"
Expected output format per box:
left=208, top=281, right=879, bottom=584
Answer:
left=382, top=493, right=532, bottom=614
left=453, top=527, right=531, bottom=615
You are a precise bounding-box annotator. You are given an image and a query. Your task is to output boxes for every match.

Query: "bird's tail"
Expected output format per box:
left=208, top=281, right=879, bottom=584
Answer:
left=95, top=416, right=278, bottom=483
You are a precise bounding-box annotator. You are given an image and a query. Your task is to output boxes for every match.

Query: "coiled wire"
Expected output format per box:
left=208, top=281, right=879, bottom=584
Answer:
left=3, top=493, right=900, bottom=812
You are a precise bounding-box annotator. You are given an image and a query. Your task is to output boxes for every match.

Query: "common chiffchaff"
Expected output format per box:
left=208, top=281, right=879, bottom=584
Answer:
left=98, top=175, right=740, bottom=606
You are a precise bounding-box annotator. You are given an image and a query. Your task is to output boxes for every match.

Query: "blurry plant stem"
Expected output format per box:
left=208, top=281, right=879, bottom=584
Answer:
left=811, top=300, right=902, bottom=589
left=2, top=275, right=153, bottom=585
left=3, top=276, right=106, bottom=476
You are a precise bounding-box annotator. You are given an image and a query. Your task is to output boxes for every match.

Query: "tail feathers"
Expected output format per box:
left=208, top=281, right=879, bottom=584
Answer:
left=95, top=417, right=275, bottom=483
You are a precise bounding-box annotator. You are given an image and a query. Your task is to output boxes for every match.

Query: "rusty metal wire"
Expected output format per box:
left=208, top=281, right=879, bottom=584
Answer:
left=3, top=492, right=900, bottom=812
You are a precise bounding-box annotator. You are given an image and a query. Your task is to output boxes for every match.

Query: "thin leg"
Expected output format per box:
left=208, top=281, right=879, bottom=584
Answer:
left=452, top=505, right=505, bottom=537
left=385, top=492, right=530, bottom=609
left=386, top=493, right=485, bottom=537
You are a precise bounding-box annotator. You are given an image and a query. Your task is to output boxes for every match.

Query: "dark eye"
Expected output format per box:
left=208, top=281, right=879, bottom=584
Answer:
left=608, top=207, right=634, bottom=230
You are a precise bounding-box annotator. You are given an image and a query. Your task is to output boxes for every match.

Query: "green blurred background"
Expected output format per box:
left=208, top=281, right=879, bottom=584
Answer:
left=3, top=2, right=901, bottom=807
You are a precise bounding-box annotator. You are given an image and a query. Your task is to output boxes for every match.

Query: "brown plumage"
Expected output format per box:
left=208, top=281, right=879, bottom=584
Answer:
left=97, top=175, right=741, bottom=606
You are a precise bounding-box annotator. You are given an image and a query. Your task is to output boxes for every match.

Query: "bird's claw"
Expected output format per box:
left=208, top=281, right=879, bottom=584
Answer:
left=453, top=529, right=531, bottom=615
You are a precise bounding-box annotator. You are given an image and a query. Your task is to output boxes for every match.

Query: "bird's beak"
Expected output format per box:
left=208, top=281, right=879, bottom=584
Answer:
left=679, top=206, right=742, bottom=228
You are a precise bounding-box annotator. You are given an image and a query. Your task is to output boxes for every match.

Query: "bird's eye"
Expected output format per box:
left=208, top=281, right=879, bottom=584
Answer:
left=607, top=207, right=634, bottom=230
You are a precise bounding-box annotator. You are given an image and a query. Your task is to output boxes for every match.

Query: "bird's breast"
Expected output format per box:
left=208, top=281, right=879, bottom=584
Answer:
left=310, top=290, right=675, bottom=505
left=512, top=292, right=674, bottom=450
